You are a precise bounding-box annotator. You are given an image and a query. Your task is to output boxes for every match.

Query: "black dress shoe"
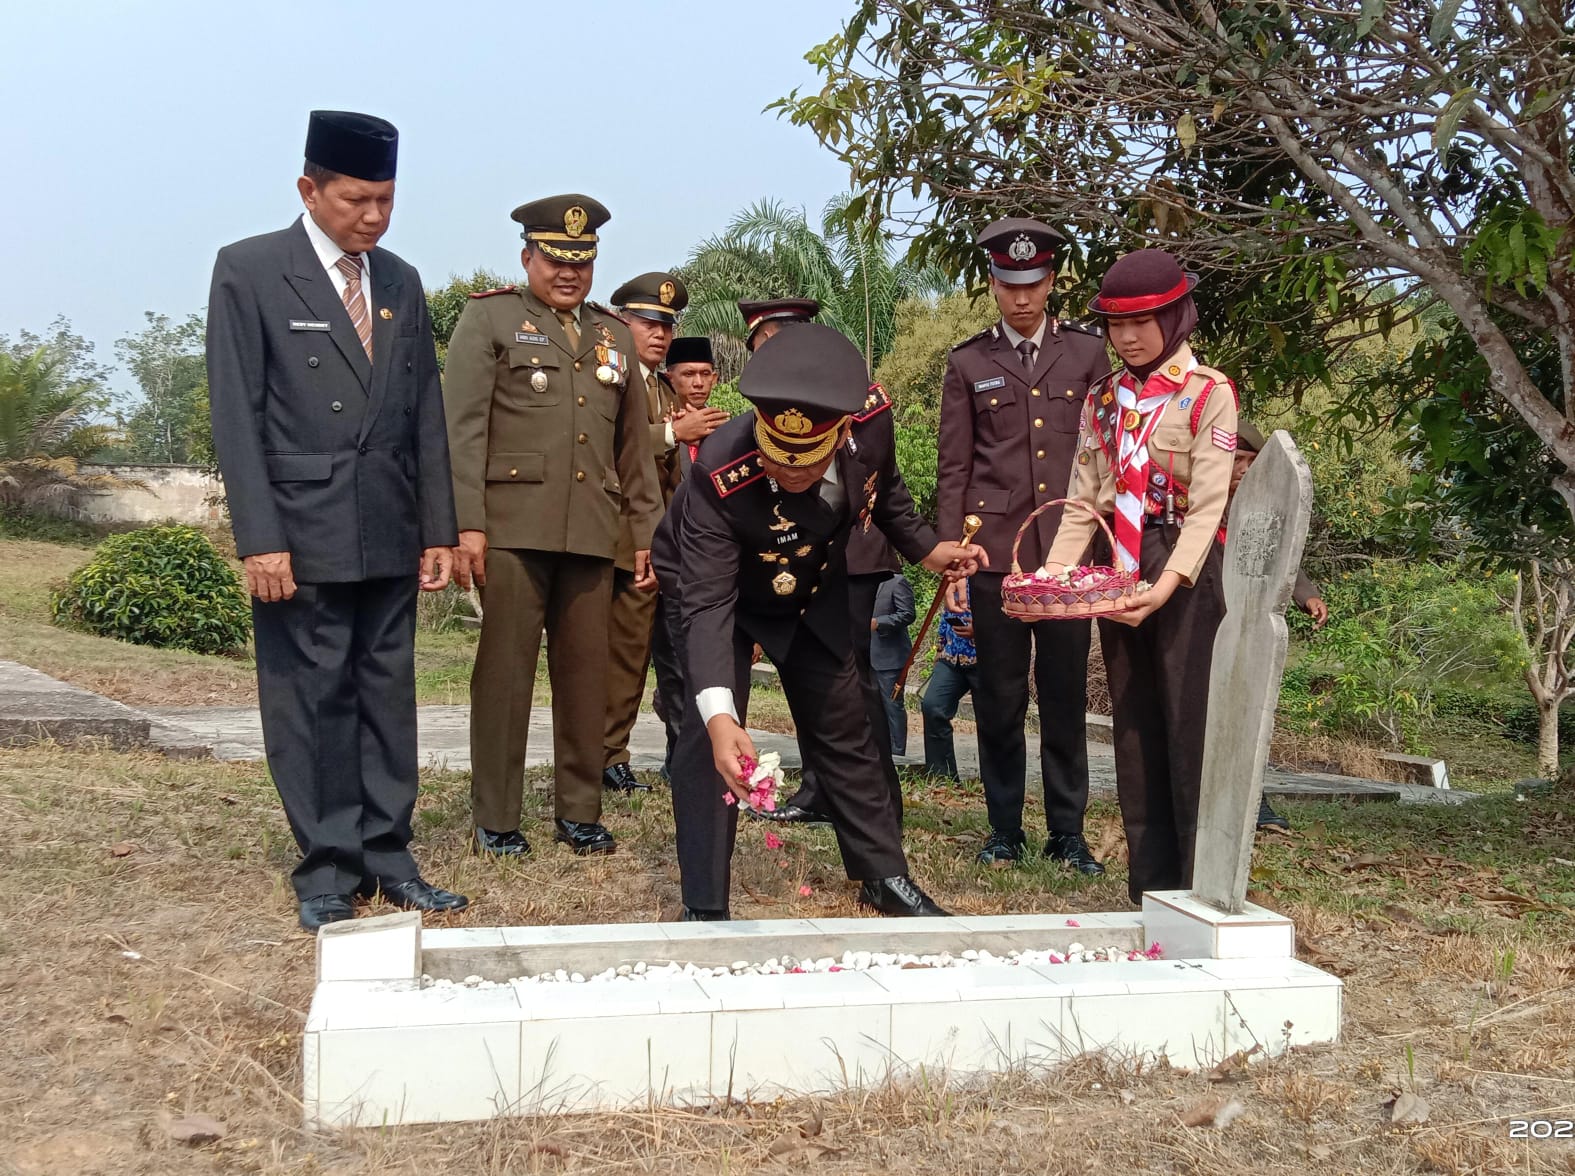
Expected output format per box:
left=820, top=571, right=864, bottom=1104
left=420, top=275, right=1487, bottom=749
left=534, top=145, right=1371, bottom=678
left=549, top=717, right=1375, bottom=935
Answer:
left=554, top=818, right=617, bottom=855
left=361, top=876, right=470, bottom=913
left=752, top=804, right=834, bottom=826
left=603, top=763, right=650, bottom=793
left=858, top=875, right=950, bottom=916
left=1045, top=831, right=1106, bottom=876
left=976, top=827, right=1027, bottom=864
left=299, top=893, right=355, bottom=931
left=473, top=827, right=531, bottom=857
left=680, top=906, right=730, bottom=921
left=1257, top=796, right=1291, bottom=831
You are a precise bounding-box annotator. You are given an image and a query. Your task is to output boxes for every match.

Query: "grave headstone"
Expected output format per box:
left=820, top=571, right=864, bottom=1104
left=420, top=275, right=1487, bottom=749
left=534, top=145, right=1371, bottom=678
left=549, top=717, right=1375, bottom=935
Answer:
left=1191, top=431, right=1313, bottom=914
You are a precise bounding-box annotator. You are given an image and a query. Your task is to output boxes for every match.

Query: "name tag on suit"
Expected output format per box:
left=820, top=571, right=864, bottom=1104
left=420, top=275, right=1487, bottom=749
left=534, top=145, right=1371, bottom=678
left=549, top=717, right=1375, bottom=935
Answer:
left=973, top=376, right=1007, bottom=392
left=289, top=320, right=332, bottom=332
left=515, top=331, right=550, bottom=345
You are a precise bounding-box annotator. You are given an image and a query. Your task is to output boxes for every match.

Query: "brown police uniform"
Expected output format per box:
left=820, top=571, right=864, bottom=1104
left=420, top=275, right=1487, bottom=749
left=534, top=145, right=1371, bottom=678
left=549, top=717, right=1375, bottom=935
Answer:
left=602, top=273, right=688, bottom=786
left=937, top=310, right=1109, bottom=851
left=443, top=195, right=662, bottom=846
left=1047, top=343, right=1238, bottom=901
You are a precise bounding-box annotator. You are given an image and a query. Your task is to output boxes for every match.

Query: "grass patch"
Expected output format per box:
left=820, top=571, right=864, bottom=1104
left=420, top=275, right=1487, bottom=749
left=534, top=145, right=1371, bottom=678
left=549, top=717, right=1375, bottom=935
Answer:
left=2, top=743, right=1574, bottom=1173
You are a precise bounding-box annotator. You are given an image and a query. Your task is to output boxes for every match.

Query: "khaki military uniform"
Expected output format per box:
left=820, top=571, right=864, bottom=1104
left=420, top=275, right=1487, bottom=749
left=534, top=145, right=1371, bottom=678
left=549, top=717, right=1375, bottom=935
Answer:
left=603, top=367, right=682, bottom=768
left=443, top=283, right=662, bottom=829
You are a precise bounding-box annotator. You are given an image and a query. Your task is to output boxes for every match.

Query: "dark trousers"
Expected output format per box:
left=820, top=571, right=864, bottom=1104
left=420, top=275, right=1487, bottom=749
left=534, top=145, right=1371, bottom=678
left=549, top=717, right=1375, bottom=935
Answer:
left=921, top=659, right=978, bottom=779
left=252, top=577, right=420, bottom=900
left=784, top=572, right=902, bottom=820
left=603, top=566, right=659, bottom=767
left=668, top=602, right=909, bottom=912
left=875, top=666, right=907, bottom=755
left=649, top=593, right=684, bottom=774
left=970, top=571, right=1091, bottom=836
left=1100, top=527, right=1226, bottom=903
left=470, top=549, right=613, bottom=830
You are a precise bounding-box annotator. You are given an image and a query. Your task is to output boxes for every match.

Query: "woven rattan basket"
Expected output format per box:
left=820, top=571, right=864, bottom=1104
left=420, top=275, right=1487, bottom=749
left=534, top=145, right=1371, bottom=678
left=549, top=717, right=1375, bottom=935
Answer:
left=1000, top=499, right=1140, bottom=620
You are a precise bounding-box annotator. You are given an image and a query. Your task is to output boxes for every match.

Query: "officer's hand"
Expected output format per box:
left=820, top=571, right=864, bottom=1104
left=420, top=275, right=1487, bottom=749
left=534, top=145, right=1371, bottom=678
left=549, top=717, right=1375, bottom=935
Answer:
left=634, top=549, right=657, bottom=591
left=454, top=530, right=488, bottom=590
left=953, top=623, right=974, bottom=639
left=943, top=576, right=970, bottom=614
left=420, top=546, right=453, bottom=592
left=923, top=541, right=988, bottom=581
left=707, top=715, right=758, bottom=803
left=1304, top=596, right=1329, bottom=629
left=673, top=407, right=728, bottom=444
left=1110, top=570, right=1183, bottom=627
left=244, top=551, right=296, bottom=603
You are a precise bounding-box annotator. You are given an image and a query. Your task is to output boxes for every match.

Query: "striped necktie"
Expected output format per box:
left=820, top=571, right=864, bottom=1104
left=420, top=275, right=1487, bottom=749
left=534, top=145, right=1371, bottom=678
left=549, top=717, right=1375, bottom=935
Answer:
left=334, top=254, right=372, bottom=361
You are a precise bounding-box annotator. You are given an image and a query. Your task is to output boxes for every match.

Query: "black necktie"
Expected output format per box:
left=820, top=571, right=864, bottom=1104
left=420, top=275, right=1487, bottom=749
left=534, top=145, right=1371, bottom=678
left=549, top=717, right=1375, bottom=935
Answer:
left=1017, top=339, right=1036, bottom=372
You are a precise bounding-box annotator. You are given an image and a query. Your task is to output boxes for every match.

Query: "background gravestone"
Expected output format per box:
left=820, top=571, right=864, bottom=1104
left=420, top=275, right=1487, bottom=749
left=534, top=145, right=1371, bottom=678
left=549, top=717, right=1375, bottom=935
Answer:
left=1191, top=431, right=1313, bottom=914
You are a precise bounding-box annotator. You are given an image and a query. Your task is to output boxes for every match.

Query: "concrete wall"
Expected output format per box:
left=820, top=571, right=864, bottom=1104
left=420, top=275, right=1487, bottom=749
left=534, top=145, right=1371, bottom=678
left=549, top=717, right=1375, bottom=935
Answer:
left=71, top=464, right=225, bottom=526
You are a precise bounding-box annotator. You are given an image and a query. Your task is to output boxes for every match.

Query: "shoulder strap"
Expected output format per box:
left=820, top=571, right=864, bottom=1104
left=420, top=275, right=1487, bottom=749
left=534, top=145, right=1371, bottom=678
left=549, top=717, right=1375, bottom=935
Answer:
left=467, top=285, right=517, bottom=299
left=853, top=382, right=893, bottom=422
left=709, top=450, right=767, bottom=498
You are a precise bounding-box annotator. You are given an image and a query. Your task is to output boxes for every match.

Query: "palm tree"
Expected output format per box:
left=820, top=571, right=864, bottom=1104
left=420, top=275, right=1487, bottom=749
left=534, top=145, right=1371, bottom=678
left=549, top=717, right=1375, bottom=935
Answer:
left=679, top=198, right=951, bottom=378
left=0, top=347, right=123, bottom=511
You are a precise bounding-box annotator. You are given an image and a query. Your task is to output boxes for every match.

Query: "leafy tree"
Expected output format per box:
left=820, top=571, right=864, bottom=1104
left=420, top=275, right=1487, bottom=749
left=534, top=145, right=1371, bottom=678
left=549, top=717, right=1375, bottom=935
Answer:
left=0, top=347, right=123, bottom=511
left=426, top=268, right=511, bottom=367
left=114, top=311, right=207, bottom=463
left=679, top=197, right=951, bottom=375
left=1, top=316, right=112, bottom=411
left=777, top=1, right=1575, bottom=525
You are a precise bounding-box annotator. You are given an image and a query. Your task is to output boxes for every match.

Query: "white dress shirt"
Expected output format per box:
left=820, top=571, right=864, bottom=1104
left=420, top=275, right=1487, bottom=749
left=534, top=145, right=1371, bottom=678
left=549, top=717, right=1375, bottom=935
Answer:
left=300, top=213, right=374, bottom=320
left=999, top=314, right=1047, bottom=354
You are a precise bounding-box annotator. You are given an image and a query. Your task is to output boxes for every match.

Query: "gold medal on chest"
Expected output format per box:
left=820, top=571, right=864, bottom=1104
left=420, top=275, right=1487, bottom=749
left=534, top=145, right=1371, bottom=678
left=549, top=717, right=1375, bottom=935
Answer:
left=530, top=370, right=549, bottom=392
left=772, top=570, right=798, bottom=596
left=595, top=364, right=618, bottom=385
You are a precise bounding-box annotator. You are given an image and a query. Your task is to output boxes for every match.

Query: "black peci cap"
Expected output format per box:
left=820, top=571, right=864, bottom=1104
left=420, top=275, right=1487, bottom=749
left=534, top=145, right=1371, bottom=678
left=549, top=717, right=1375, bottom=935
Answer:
left=305, top=110, right=398, bottom=182
left=665, top=336, right=714, bottom=367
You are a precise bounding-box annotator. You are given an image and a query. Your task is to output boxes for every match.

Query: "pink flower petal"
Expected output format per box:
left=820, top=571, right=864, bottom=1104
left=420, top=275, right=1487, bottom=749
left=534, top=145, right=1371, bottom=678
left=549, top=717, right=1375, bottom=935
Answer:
left=764, top=832, right=783, bottom=850
left=798, top=885, right=813, bottom=897
left=722, top=793, right=736, bottom=806
left=1065, top=919, right=1080, bottom=927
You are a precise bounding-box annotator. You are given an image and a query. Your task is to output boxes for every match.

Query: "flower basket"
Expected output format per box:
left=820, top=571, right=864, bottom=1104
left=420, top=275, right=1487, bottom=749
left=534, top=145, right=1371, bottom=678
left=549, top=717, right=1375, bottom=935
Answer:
left=1000, top=499, right=1141, bottom=621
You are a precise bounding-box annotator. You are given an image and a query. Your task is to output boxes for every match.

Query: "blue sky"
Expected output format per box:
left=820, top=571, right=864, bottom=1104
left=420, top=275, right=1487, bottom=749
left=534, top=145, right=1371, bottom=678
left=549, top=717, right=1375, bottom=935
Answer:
left=0, top=0, right=855, bottom=393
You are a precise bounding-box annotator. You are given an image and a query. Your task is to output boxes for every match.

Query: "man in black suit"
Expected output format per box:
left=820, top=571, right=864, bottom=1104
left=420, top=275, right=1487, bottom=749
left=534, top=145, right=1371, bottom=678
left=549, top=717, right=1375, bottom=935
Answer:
left=653, top=324, right=983, bottom=920
left=206, top=111, right=467, bottom=930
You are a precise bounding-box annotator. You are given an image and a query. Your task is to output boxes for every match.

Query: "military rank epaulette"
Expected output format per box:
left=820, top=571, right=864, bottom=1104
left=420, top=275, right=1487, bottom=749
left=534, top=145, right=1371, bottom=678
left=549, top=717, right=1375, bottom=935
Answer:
left=586, top=300, right=628, bottom=324
left=950, top=324, right=998, bottom=351
left=709, top=450, right=767, bottom=498
left=853, top=382, right=892, bottom=422
left=467, top=285, right=517, bottom=299
left=1059, top=317, right=1103, bottom=338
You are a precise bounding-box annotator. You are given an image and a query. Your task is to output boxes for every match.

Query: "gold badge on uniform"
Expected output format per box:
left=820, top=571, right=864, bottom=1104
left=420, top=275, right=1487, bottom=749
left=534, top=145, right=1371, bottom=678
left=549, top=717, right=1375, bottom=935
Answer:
left=521, top=320, right=538, bottom=333
left=769, top=504, right=796, bottom=533
left=379, top=307, right=393, bottom=320
left=1122, top=409, right=1140, bottom=430
left=564, top=205, right=588, bottom=238
left=772, top=570, right=797, bottom=596
left=530, top=370, right=549, bottom=392
left=659, top=280, right=676, bottom=306
left=773, top=408, right=813, bottom=436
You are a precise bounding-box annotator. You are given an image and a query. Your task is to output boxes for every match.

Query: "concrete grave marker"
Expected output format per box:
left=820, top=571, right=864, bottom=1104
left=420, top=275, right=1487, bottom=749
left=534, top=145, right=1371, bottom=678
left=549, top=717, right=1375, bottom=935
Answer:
left=1191, top=431, right=1313, bottom=914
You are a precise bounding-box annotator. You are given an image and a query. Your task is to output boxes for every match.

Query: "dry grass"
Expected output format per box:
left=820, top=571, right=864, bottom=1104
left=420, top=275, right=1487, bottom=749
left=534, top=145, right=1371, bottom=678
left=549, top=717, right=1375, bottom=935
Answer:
left=4, top=744, right=1575, bottom=1174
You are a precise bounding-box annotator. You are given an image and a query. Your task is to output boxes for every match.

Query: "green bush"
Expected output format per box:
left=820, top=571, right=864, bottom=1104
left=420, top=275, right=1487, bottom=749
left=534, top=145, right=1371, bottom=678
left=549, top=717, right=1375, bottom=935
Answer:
left=52, top=524, right=251, bottom=654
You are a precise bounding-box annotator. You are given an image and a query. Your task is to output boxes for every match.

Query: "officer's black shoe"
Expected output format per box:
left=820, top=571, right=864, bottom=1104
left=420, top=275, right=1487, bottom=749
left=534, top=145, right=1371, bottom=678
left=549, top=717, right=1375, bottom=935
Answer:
left=1257, top=796, right=1291, bottom=831
left=361, top=876, right=470, bottom=913
left=473, top=827, right=531, bottom=857
left=603, top=763, right=650, bottom=793
left=858, top=876, right=950, bottom=917
left=753, top=804, right=834, bottom=825
left=554, top=818, right=617, bottom=855
left=680, top=906, right=731, bottom=921
left=1045, top=832, right=1106, bottom=876
left=299, top=893, right=355, bottom=931
left=976, top=828, right=1028, bottom=864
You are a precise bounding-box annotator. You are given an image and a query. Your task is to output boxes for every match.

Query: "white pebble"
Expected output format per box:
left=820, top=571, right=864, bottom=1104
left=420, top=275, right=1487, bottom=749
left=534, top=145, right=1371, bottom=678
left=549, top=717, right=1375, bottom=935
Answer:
left=732, top=960, right=750, bottom=972
left=634, top=961, right=647, bottom=975
left=463, top=974, right=483, bottom=985
left=617, top=964, right=631, bottom=977
left=554, top=969, right=568, bottom=982
left=962, top=949, right=979, bottom=961
left=1067, top=943, right=1085, bottom=955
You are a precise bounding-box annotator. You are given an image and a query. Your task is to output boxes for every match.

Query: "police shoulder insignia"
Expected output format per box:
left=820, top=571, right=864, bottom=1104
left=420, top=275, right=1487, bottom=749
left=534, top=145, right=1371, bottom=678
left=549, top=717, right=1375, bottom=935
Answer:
left=710, top=450, right=767, bottom=498
left=950, top=325, right=994, bottom=352
left=853, top=383, right=892, bottom=421
left=1059, top=318, right=1103, bottom=338
left=468, top=285, right=518, bottom=299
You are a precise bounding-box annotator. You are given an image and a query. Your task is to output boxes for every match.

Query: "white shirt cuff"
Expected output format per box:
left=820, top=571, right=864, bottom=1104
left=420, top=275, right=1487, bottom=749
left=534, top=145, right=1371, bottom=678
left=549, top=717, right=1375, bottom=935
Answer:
left=665, top=421, right=676, bottom=448
left=696, top=686, right=738, bottom=725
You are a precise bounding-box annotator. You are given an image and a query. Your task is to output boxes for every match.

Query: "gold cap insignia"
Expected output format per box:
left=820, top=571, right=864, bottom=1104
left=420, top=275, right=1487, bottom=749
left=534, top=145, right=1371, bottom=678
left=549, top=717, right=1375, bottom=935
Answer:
left=658, top=280, right=676, bottom=306
left=564, top=205, right=588, bottom=238
left=773, top=408, right=813, bottom=437
left=379, top=307, right=393, bottom=320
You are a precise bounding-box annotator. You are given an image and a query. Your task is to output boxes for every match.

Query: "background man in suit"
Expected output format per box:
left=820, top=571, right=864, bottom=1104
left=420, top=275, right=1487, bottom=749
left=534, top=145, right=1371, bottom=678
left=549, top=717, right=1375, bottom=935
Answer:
left=206, top=110, right=466, bottom=931
left=938, top=217, right=1110, bottom=874
left=444, top=194, right=663, bottom=859
left=870, top=571, right=915, bottom=756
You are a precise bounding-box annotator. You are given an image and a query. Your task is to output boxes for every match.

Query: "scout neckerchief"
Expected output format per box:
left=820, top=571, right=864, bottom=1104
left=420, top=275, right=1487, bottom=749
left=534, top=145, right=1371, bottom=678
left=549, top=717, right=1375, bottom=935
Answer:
left=1110, top=357, right=1195, bottom=574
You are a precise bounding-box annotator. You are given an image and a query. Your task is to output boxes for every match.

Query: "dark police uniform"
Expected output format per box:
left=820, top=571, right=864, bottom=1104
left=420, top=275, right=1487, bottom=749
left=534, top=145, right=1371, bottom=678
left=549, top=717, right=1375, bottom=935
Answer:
left=937, top=217, right=1110, bottom=868
left=205, top=111, right=464, bottom=925
left=656, top=324, right=947, bottom=918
